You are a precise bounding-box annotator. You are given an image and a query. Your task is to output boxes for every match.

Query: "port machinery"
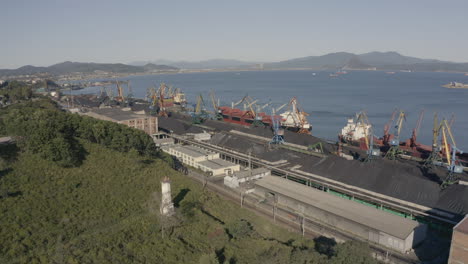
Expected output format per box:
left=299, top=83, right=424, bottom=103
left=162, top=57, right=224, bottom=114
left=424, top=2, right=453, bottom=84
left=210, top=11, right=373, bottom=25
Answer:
left=439, top=119, right=465, bottom=188
left=280, top=97, right=312, bottom=134
left=384, top=110, right=406, bottom=160
left=269, top=105, right=285, bottom=145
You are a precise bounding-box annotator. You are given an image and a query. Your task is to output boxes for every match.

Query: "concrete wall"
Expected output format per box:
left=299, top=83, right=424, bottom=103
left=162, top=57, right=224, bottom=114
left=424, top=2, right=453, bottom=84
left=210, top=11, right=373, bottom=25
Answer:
left=255, top=185, right=416, bottom=253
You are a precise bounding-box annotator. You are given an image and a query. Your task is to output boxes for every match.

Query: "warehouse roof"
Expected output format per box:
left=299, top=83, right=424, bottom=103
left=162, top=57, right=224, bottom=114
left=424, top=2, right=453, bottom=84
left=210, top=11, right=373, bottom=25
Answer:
left=88, top=108, right=145, bottom=121
left=255, top=176, right=419, bottom=240
left=168, top=145, right=211, bottom=158
left=198, top=158, right=238, bottom=170
left=234, top=167, right=270, bottom=179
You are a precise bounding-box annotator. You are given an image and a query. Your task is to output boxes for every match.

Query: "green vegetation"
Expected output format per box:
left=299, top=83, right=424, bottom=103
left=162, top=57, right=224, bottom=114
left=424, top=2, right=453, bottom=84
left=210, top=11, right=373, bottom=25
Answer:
left=1, top=98, right=167, bottom=167
left=0, top=81, right=33, bottom=104
left=0, top=90, right=377, bottom=263
left=0, top=141, right=377, bottom=263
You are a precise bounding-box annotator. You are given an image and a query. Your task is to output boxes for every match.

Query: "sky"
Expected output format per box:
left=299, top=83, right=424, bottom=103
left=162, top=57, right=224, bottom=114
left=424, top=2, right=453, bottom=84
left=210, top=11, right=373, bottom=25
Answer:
left=1, top=0, right=468, bottom=68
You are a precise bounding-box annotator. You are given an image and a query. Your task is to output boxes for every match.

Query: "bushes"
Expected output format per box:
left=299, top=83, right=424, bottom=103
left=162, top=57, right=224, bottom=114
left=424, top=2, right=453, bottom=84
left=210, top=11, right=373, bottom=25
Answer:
left=1, top=99, right=162, bottom=167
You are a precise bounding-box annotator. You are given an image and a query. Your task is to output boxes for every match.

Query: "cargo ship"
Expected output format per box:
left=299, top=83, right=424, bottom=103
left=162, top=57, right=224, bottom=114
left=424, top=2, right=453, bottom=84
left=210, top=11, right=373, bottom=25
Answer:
left=338, top=111, right=468, bottom=164
left=218, top=97, right=312, bottom=134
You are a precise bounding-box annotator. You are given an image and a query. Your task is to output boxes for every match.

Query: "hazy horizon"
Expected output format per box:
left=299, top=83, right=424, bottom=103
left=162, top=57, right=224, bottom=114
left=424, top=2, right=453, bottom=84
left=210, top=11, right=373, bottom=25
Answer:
left=2, top=0, right=468, bottom=68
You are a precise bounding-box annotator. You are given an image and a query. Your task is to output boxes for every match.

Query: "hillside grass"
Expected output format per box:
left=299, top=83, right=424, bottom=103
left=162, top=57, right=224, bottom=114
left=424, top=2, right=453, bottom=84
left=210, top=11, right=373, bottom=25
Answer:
left=0, top=140, right=377, bottom=264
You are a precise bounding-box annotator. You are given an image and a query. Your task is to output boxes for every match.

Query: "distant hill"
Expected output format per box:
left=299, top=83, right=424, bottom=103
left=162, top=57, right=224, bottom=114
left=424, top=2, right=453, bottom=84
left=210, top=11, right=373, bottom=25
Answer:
left=264, top=51, right=468, bottom=72
left=0, top=61, right=179, bottom=77
left=131, top=59, right=260, bottom=69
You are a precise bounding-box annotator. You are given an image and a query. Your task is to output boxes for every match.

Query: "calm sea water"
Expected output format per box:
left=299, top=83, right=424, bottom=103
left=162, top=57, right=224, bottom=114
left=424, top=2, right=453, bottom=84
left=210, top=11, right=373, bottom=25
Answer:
left=74, top=70, right=468, bottom=150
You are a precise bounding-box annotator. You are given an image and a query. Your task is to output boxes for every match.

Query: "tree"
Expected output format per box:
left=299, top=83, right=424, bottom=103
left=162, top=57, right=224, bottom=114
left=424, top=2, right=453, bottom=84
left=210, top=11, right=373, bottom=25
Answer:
left=329, top=241, right=377, bottom=264
left=226, top=219, right=253, bottom=239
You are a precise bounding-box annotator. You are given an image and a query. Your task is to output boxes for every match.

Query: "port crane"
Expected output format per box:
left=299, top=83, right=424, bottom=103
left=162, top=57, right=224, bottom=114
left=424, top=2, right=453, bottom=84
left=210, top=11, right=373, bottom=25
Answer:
left=424, top=113, right=444, bottom=167
left=209, top=90, right=223, bottom=120
left=382, top=110, right=397, bottom=145
left=283, top=97, right=311, bottom=134
left=157, top=83, right=169, bottom=117
left=409, top=110, right=424, bottom=149
left=384, top=110, right=406, bottom=160
left=192, top=94, right=209, bottom=124
left=231, top=96, right=247, bottom=109
left=356, top=112, right=380, bottom=162
left=269, top=106, right=284, bottom=145
left=440, top=119, right=464, bottom=188
left=252, top=101, right=271, bottom=127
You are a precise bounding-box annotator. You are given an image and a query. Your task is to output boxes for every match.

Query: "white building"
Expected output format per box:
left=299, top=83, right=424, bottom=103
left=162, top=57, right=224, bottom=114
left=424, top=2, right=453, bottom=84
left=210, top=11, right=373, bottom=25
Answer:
left=197, top=159, right=240, bottom=176
left=162, top=144, right=240, bottom=176
left=224, top=167, right=270, bottom=189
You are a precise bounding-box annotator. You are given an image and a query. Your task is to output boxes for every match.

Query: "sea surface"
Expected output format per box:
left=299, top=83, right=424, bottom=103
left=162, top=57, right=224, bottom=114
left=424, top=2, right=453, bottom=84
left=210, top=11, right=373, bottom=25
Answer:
left=73, top=70, right=468, bottom=150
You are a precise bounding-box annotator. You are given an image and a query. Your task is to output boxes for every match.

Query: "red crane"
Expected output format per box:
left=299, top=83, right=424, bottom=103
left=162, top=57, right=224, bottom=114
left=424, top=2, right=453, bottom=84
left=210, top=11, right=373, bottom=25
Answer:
left=383, top=110, right=397, bottom=145
left=410, top=109, right=425, bottom=148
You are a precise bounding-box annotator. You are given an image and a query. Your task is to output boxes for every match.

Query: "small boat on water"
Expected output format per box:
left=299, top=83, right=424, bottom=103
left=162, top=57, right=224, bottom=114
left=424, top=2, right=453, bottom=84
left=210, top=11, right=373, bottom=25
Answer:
left=386, top=72, right=396, bottom=74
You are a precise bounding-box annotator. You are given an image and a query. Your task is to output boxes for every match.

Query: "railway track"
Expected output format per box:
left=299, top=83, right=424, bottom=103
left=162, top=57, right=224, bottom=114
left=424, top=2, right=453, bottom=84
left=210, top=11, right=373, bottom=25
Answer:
left=171, top=135, right=457, bottom=226
left=186, top=169, right=419, bottom=264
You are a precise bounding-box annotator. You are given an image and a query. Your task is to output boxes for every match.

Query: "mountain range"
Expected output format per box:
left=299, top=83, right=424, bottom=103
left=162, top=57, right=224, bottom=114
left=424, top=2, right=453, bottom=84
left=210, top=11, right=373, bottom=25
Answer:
left=132, top=52, right=468, bottom=72
left=130, top=59, right=259, bottom=70
left=2, top=52, right=468, bottom=78
left=263, top=51, right=468, bottom=72
left=0, top=61, right=178, bottom=77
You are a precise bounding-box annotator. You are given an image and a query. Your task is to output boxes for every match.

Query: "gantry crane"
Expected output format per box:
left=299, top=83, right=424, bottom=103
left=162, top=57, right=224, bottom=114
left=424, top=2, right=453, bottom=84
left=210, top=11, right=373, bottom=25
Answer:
left=157, top=83, right=169, bottom=117
left=384, top=110, right=406, bottom=160
left=209, top=90, right=223, bottom=120
left=126, top=80, right=134, bottom=106
left=383, top=110, right=397, bottom=146
left=116, top=80, right=125, bottom=102
left=424, top=113, right=443, bottom=167
left=252, top=101, right=271, bottom=127
left=269, top=106, right=284, bottom=145
left=409, top=110, right=424, bottom=148
left=231, top=96, right=247, bottom=109
left=440, top=119, right=464, bottom=188
left=283, top=97, right=311, bottom=134
left=356, top=112, right=381, bottom=162
left=192, top=94, right=209, bottom=124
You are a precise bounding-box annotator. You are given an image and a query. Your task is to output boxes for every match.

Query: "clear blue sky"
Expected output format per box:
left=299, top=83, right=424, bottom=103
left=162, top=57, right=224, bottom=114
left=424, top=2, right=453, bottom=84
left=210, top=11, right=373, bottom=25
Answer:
left=2, top=0, right=468, bottom=68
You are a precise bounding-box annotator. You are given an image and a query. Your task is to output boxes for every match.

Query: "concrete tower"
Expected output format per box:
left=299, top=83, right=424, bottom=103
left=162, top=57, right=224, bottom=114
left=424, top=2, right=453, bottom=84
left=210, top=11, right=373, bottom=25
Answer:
left=160, top=176, right=174, bottom=216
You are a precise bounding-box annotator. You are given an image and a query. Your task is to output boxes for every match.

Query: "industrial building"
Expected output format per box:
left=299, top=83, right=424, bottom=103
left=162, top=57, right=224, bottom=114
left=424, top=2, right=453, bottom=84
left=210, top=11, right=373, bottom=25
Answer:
left=449, top=215, right=468, bottom=263
left=82, top=108, right=158, bottom=135
left=197, top=158, right=240, bottom=176
left=253, top=176, right=427, bottom=253
left=162, top=144, right=240, bottom=176
left=224, top=167, right=271, bottom=189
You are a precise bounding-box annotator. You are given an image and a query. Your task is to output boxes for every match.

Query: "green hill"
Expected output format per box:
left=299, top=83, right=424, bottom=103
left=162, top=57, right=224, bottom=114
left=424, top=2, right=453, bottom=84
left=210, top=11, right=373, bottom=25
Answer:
left=0, top=87, right=376, bottom=263
left=1, top=142, right=377, bottom=264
